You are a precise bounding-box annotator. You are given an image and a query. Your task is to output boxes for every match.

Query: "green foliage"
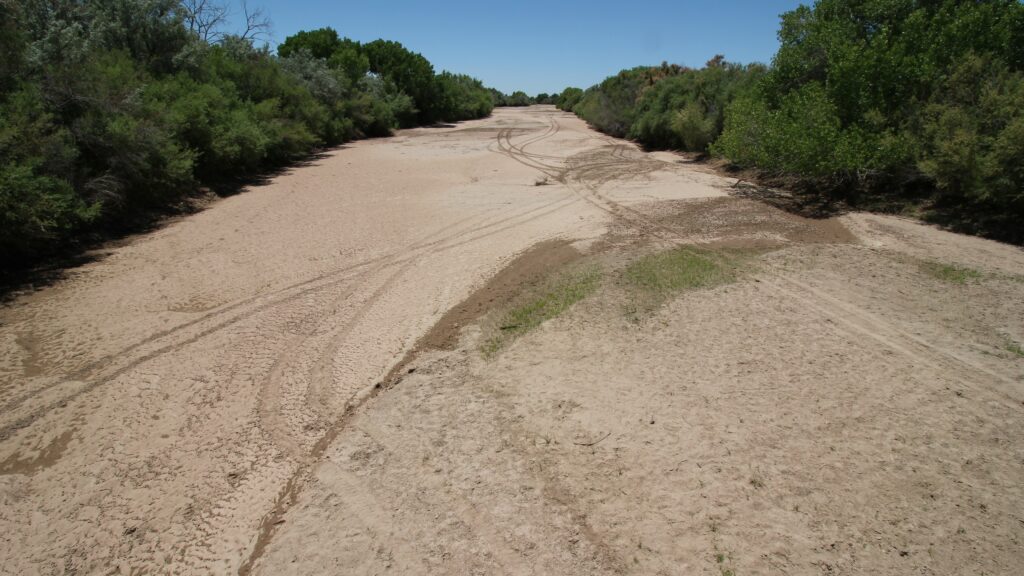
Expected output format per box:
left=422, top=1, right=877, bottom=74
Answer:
left=630, top=59, right=766, bottom=152
left=363, top=39, right=442, bottom=124
left=621, top=246, right=745, bottom=321
left=916, top=52, right=1024, bottom=236
left=434, top=72, right=494, bottom=120
left=624, top=247, right=736, bottom=294
left=489, top=90, right=534, bottom=107
left=0, top=2, right=25, bottom=92
left=714, top=0, right=1024, bottom=242
left=574, top=67, right=659, bottom=137
left=277, top=27, right=344, bottom=60
left=556, top=87, right=583, bottom=111
left=1004, top=335, right=1024, bottom=359
left=505, top=91, right=533, bottom=106
left=487, top=88, right=508, bottom=106
left=562, top=2, right=1024, bottom=242
left=0, top=82, right=98, bottom=258
left=0, top=164, right=97, bottom=260
left=919, top=260, right=983, bottom=284
left=567, top=60, right=763, bottom=151
left=482, top=266, right=602, bottom=357
left=533, top=92, right=558, bottom=105
left=672, top=102, right=716, bottom=151
left=0, top=5, right=496, bottom=272
left=715, top=83, right=843, bottom=176
left=277, top=30, right=493, bottom=126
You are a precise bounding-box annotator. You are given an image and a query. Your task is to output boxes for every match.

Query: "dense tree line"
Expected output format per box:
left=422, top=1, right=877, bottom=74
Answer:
left=559, top=0, right=1024, bottom=243
left=488, top=90, right=560, bottom=107
left=490, top=90, right=534, bottom=107
left=562, top=60, right=765, bottom=144
left=1, top=2, right=494, bottom=272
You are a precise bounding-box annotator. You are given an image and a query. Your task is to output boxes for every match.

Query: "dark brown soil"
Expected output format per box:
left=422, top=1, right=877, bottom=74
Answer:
left=420, top=239, right=583, bottom=351
left=641, top=197, right=857, bottom=247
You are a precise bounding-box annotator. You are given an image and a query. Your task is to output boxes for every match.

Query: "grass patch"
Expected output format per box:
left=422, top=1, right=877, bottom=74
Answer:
left=714, top=550, right=735, bottom=576
left=482, top=266, right=602, bottom=357
left=919, top=260, right=982, bottom=284
left=621, top=246, right=744, bottom=319
left=1004, top=335, right=1024, bottom=359
left=625, top=246, right=738, bottom=293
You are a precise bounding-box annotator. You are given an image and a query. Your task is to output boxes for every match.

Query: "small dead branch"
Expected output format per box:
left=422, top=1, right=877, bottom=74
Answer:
left=573, top=431, right=611, bottom=447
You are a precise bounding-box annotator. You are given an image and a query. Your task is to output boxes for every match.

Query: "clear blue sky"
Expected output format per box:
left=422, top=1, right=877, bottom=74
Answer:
left=233, top=0, right=804, bottom=95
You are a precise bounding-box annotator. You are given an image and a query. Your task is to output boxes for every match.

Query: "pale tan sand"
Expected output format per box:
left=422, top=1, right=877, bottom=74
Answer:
left=0, top=106, right=720, bottom=573
left=3, top=106, right=1023, bottom=575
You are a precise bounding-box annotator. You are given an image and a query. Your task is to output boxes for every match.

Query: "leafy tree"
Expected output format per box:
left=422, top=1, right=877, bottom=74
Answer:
left=629, top=59, right=765, bottom=151
left=556, top=87, right=583, bottom=111
left=434, top=72, right=494, bottom=120
left=277, top=27, right=343, bottom=60
left=363, top=39, right=438, bottom=124
left=534, top=92, right=559, bottom=105
left=487, top=88, right=509, bottom=106
left=916, top=52, right=1024, bottom=237
left=714, top=0, right=1024, bottom=241
left=1, top=1, right=498, bottom=272
left=573, top=67, right=664, bottom=136
left=506, top=91, right=532, bottom=106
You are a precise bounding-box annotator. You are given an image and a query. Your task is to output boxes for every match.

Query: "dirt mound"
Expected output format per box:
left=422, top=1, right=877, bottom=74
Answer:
left=642, top=196, right=858, bottom=248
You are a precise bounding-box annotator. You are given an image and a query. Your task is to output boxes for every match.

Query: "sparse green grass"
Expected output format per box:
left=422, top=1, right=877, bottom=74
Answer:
left=621, top=246, right=746, bottom=320
left=625, top=247, right=736, bottom=293
left=482, top=266, right=602, bottom=357
left=714, top=551, right=735, bottom=576
left=919, top=261, right=983, bottom=284
left=1003, top=336, right=1024, bottom=359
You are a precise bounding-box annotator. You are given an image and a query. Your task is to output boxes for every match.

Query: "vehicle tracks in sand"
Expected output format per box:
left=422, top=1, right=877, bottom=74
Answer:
left=11, top=107, right=1017, bottom=575
left=0, top=191, right=583, bottom=444
left=1, top=111, right=604, bottom=573
left=495, top=110, right=1024, bottom=414
left=497, top=115, right=705, bottom=243
left=235, top=111, right=1024, bottom=574
left=243, top=113, right=709, bottom=573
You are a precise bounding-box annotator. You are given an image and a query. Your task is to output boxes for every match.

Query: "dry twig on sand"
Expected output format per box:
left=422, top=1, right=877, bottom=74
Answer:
left=573, top=431, right=611, bottom=447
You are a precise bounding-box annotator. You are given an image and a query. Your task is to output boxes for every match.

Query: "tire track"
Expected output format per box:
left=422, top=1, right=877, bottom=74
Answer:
left=496, top=115, right=684, bottom=242
left=496, top=112, right=1024, bottom=413
left=762, top=275, right=1024, bottom=407
left=1, top=213, right=481, bottom=411
left=495, top=128, right=564, bottom=181
left=234, top=143, right=590, bottom=570
left=0, top=193, right=581, bottom=443
left=203, top=260, right=418, bottom=569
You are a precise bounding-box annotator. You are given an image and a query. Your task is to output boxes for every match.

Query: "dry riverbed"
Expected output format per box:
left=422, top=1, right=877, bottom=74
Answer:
left=2, top=106, right=1023, bottom=575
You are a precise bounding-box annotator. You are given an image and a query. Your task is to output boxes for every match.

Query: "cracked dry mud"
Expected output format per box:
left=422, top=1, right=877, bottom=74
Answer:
left=2, top=106, right=1023, bottom=575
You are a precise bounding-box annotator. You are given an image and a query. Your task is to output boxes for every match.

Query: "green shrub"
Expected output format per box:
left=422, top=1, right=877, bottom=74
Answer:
left=556, top=87, right=583, bottom=111
left=506, top=91, right=533, bottom=106
left=0, top=8, right=500, bottom=274
left=712, top=0, right=1024, bottom=241
left=917, top=53, right=1024, bottom=238
left=628, top=60, right=765, bottom=152
left=0, top=163, right=97, bottom=265
left=434, top=72, right=494, bottom=120
left=672, top=102, right=716, bottom=152
left=574, top=67, right=656, bottom=137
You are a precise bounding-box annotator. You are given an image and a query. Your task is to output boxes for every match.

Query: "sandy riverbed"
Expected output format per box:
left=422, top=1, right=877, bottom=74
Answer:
left=2, top=106, right=1022, bottom=575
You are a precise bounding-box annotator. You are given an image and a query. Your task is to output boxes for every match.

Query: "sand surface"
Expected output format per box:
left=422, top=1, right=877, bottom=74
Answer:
left=2, top=106, right=1023, bottom=575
